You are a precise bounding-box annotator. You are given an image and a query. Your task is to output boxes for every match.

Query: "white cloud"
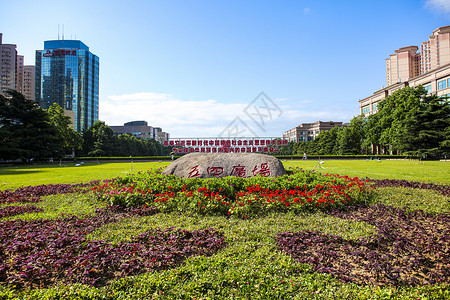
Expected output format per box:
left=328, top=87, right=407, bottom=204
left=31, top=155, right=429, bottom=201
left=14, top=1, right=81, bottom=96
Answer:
left=424, top=0, right=450, bottom=15
left=101, top=92, right=247, bottom=137
left=100, top=92, right=354, bottom=138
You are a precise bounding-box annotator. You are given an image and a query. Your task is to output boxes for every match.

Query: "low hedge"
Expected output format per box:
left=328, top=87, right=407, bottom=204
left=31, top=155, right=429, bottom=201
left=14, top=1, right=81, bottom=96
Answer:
left=68, top=154, right=421, bottom=161
left=274, top=155, right=421, bottom=160
left=63, top=156, right=172, bottom=162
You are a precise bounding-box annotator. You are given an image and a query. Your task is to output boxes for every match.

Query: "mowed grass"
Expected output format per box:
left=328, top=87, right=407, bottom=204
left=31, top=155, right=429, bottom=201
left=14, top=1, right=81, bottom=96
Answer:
left=1, top=159, right=448, bottom=191
left=0, top=161, right=171, bottom=191
left=1, top=159, right=449, bottom=299
left=282, top=159, right=450, bottom=185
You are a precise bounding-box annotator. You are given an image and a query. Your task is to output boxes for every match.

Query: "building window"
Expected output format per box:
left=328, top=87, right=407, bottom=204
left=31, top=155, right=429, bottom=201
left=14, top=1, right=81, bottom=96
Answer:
left=362, top=106, right=370, bottom=114
left=372, top=102, right=379, bottom=111
left=438, top=80, right=447, bottom=90
left=423, top=84, right=432, bottom=94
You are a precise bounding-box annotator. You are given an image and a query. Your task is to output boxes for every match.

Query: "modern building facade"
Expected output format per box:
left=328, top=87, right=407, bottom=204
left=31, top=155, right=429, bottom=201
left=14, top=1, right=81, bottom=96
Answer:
left=0, top=33, right=18, bottom=95
left=35, top=39, right=99, bottom=132
left=360, top=62, right=450, bottom=116
left=421, top=25, right=450, bottom=73
left=0, top=33, right=35, bottom=99
left=361, top=25, right=450, bottom=116
left=386, top=46, right=420, bottom=86
left=110, top=121, right=170, bottom=141
left=22, top=65, right=35, bottom=100
left=283, top=121, right=344, bottom=142
left=386, top=26, right=450, bottom=85
left=15, top=54, right=35, bottom=100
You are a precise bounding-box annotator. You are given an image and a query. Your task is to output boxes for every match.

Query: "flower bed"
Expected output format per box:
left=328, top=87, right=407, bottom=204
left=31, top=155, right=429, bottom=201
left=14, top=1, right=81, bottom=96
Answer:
left=277, top=203, right=450, bottom=286
left=0, top=168, right=449, bottom=296
left=0, top=205, right=226, bottom=289
left=0, top=183, right=97, bottom=204
left=368, top=178, right=450, bottom=197
left=92, top=168, right=374, bottom=218
left=0, top=205, right=43, bottom=218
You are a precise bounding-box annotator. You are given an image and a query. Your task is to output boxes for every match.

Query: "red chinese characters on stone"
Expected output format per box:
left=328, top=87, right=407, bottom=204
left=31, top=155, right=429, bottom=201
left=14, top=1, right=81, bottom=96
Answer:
left=207, top=167, right=224, bottom=177
left=188, top=165, right=201, bottom=178
left=252, top=163, right=271, bottom=177
left=230, top=164, right=246, bottom=177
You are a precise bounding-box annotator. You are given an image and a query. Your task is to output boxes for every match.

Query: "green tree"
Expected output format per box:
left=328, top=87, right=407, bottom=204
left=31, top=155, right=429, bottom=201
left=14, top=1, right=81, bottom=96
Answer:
left=117, top=134, right=140, bottom=156
left=337, top=116, right=365, bottom=155
left=312, top=127, right=341, bottom=155
left=396, top=94, right=450, bottom=156
left=0, top=90, right=60, bottom=161
left=80, top=121, right=115, bottom=157
left=371, top=86, right=449, bottom=156
left=47, top=103, right=82, bottom=156
left=363, top=112, right=384, bottom=154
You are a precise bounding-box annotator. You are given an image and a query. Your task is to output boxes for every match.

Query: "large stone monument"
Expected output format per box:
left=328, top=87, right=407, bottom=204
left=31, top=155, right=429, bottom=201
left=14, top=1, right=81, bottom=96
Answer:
left=162, top=153, right=286, bottom=178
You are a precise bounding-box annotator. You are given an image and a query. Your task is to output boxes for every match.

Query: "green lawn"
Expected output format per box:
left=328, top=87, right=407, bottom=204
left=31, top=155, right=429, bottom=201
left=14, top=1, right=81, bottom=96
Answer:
left=0, top=159, right=449, bottom=299
left=0, top=161, right=171, bottom=190
left=1, top=159, right=448, bottom=191
left=282, top=159, right=450, bottom=185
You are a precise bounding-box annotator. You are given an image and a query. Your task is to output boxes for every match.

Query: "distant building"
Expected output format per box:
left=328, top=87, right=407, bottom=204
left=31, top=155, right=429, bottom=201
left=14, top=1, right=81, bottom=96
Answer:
left=361, top=25, right=450, bottom=116
left=421, top=25, right=450, bottom=74
left=385, top=26, right=450, bottom=86
left=15, top=55, right=24, bottom=95
left=386, top=46, right=420, bottom=86
left=0, top=33, right=35, bottom=100
left=156, top=131, right=170, bottom=143
left=360, top=25, right=450, bottom=116
left=0, top=33, right=18, bottom=95
left=110, top=121, right=170, bottom=141
left=360, top=63, right=450, bottom=116
left=283, top=121, right=344, bottom=142
left=22, top=65, right=35, bottom=101
left=35, top=39, right=99, bottom=132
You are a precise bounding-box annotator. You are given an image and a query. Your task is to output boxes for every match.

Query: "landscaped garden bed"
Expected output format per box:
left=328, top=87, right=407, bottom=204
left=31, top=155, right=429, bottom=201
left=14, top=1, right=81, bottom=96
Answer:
left=0, top=165, right=449, bottom=299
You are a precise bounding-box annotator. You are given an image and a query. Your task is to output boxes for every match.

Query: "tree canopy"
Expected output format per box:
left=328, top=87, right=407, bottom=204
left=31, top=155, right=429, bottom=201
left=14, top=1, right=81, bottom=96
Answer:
left=47, top=103, right=83, bottom=156
left=293, top=86, right=449, bottom=158
left=79, top=121, right=162, bottom=157
left=0, top=90, right=61, bottom=161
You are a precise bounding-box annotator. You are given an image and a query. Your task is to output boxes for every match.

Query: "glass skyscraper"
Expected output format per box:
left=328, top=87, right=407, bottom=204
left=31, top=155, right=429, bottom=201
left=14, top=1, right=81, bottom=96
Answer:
left=35, top=40, right=99, bottom=132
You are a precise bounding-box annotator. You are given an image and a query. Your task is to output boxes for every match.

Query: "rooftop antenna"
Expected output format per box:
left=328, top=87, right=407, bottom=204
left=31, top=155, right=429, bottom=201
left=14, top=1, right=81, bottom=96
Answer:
left=62, top=24, right=65, bottom=40
left=58, top=24, right=60, bottom=40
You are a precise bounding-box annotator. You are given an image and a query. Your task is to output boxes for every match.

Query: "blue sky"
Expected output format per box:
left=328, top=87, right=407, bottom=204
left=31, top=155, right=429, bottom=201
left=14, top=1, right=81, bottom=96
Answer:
left=1, top=0, right=450, bottom=137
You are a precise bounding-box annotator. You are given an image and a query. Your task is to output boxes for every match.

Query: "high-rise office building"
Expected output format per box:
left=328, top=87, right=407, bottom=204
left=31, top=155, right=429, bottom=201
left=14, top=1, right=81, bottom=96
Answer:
left=0, top=33, right=18, bottom=95
left=0, top=33, right=35, bottom=100
left=35, top=39, right=99, bottom=132
left=362, top=25, right=450, bottom=116
left=420, top=25, right=450, bottom=74
left=14, top=55, right=35, bottom=100
left=22, top=65, right=35, bottom=100
left=385, top=46, right=420, bottom=86
left=385, top=26, right=450, bottom=85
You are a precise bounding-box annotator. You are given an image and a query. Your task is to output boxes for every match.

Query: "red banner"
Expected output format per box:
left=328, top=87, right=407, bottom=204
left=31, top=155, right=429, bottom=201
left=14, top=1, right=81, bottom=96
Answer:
left=164, top=139, right=288, bottom=152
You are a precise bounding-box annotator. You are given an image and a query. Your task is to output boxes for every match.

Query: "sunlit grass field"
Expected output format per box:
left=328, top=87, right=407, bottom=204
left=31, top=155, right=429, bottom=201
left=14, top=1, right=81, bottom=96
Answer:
left=282, top=159, right=450, bottom=185
left=0, top=161, right=171, bottom=191
left=0, top=158, right=449, bottom=299
left=1, top=159, right=449, bottom=191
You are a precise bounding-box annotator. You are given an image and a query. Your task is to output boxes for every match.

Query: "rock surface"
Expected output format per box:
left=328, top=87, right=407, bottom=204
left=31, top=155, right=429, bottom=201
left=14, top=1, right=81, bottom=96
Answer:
left=162, top=153, right=286, bottom=178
